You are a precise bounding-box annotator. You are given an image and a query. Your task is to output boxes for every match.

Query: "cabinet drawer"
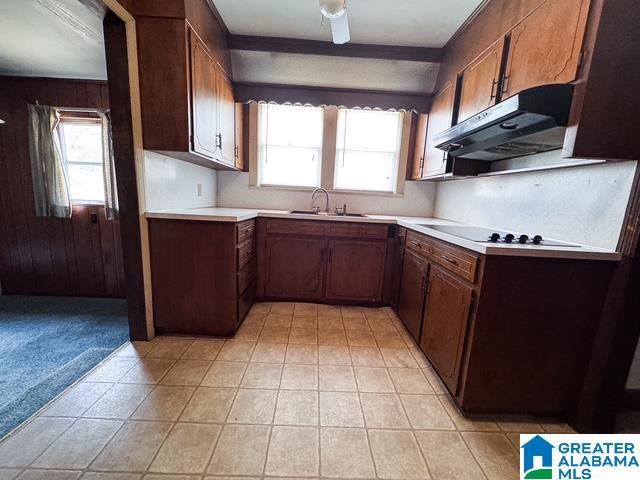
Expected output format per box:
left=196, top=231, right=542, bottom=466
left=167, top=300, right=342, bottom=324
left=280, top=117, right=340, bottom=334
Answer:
left=238, top=236, right=256, bottom=269
left=406, top=231, right=432, bottom=258
left=238, top=280, right=256, bottom=324
left=266, top=219, right=327, bottom=236
left=237, top=219, right=256, bottom=244
left=429, top=241, right=478, bottom=283
left=328, top=222, right=388, bottom=239
left=238, top=258, right=256, bottom=295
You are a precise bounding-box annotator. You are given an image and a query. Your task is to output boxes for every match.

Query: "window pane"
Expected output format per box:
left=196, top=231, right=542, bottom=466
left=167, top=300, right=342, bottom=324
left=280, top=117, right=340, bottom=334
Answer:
left=61, top=120, right=105, bottom=203
left=335, top=151, right=396, bottom=192
left=335, top=109, right=402, bottom=192
left=259, top=104, right=323, bottom=187
left=67, top=163, right=105, bottom=202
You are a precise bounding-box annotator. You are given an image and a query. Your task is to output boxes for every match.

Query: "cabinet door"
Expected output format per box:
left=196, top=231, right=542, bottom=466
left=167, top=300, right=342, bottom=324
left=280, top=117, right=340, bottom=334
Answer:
left=389, top=227, right=407, bottom=312
left=397, top=250, right=429, bottom=341
left=502, top=0, right=590, bottom=99
left=420, top=265, right=473, bottom=393
left=216, top=67, right=236, bottom=164
left=325, top=239, right=387, bottom=303
left=410, top=114, right=428, bottom=180
left=264, top=236, right=325, bottom=300
left=234, top=102, right=244, bottom=170
left=422, top=82, right=455, bottom=178
left=458, top=38, right=506, bottom=122
left=190, top=35, right=217, bottom=158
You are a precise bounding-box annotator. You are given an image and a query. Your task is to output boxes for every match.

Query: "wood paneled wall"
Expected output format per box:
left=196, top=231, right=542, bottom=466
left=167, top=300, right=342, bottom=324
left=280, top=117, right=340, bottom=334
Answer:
left=0, top=76, right=126, bottom=297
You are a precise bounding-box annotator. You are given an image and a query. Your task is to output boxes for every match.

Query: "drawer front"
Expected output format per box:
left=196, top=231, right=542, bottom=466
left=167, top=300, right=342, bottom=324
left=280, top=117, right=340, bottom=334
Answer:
left=237, top=219, right=256, bottom=244
left=238, top=236, right=256, bottom=269
left=238, top=280, right=256, bottom=325
left=406, top=231, right=432, bottom=258
left=238, top=258, right=257, bottom=295
left=266, top=219, right=328, bottom=236
left=328, top=222, right=389, bottom=239
left=429, top=240, right=478, bottom=283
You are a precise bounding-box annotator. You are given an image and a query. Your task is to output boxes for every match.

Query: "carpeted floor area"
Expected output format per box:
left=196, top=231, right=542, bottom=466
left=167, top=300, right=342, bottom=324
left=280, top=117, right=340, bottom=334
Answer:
left=0, top=295, right=129, bottom=439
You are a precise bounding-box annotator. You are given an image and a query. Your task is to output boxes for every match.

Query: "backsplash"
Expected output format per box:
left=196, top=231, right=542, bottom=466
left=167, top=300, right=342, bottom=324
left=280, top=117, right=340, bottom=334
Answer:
left=216, top=171, right=437, bottom=217
left=433, top=158, right=637, bottom=250
left=144, top=151, right=218, bottom=211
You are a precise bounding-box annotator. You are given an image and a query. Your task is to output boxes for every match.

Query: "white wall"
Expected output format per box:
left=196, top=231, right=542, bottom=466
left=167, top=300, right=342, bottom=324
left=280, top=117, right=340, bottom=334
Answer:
left=216, top=171, right=437, bottom=217
left=144, top=151, right=217, bottom=211
left=434, top=159, right=637, bottom=250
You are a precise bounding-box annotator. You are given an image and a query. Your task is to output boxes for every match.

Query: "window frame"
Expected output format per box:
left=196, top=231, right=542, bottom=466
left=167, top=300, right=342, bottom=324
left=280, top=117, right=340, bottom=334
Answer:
left=252, top=103, right=410, bottom=196
left=58, top=112, right=106, bottom=206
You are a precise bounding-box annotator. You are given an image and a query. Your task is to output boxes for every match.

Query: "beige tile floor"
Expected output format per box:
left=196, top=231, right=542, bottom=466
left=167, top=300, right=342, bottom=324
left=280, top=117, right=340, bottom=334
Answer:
left=0, top=302, right=575, bottom=480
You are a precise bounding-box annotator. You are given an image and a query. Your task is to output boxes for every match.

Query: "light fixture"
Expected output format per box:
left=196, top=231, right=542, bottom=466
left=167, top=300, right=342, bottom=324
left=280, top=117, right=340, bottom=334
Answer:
left=320, top=0, right=346, bottom=18
left=319, top=0, right=350, bottom=45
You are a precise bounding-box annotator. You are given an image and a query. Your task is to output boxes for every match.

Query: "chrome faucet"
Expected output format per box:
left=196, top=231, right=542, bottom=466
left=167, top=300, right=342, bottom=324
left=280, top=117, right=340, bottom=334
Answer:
left=311, top=187, right=329, bottom=213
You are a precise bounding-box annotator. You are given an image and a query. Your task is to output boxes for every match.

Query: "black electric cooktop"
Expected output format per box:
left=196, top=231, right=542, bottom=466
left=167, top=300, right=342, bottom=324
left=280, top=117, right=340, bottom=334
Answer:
left=420, top=225, right=581, bottom=247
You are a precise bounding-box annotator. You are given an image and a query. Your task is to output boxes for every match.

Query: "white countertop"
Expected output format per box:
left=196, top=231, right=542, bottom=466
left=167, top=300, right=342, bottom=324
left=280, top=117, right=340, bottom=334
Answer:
left=145, top=207, right=620, bottom=261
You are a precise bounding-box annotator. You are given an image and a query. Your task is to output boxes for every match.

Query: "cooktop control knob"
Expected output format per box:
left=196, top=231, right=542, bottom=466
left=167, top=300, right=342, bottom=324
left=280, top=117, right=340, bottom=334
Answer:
left=518, top=234, right=529, bottom=244
left=489, top=233, right=501, bottom=243
left=504, top=234, right=515, bottom=243
left=533, top=235, right=543, bottom=245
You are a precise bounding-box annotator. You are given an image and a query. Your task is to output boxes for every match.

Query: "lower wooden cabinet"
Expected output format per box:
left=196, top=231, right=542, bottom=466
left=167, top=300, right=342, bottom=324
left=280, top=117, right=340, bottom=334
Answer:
left=420, top=265, right=473, bottom=393
left=263, top=236, right=325, bottom=300
left=397, top=250, right=429, bottom=341
left=258, top=218, right=389, bottom=305
left=325, top=239, right=387, bottom=302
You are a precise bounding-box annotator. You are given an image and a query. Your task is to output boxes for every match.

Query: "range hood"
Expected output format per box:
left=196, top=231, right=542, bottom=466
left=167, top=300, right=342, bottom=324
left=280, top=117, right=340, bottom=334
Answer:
left=434, top=84, right=574, bottom=162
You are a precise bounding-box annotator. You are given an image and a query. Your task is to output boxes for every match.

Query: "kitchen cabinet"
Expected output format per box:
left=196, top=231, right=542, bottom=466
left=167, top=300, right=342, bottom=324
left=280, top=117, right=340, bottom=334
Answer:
left=420, top=265, right=473, bottom=393
left=257, top=218, right=389, bottom=305
left=457, top=38, right=506, bottom=122
left=234, top=103, right=245, bottom=170
left=325, top=239, right=387, bottom=303
left=388, top=226, right=407, bottom=311
left=397, top=249, right=429, bottom=341
left=422, top=82, right=455, bottom=178
left=148, top=219, right=256, bottom=336
left=134, top=0, right=241, bottom=170
left=502, top=0, right=590, bottom=99
left=263, top=236, right=325, bottom=300
left=410, top=114, right=429, bottom=180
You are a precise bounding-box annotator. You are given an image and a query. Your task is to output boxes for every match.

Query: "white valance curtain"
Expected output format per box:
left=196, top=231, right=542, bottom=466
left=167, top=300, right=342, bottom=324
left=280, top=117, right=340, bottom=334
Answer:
left=27, top=104, right=118, bottom=219
left=27, top=103, right=72, bottom=218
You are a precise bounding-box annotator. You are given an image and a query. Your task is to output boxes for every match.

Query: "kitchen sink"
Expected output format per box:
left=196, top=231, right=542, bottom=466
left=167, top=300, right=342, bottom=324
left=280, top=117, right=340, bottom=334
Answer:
left=288, top=210, right=367, bottom=218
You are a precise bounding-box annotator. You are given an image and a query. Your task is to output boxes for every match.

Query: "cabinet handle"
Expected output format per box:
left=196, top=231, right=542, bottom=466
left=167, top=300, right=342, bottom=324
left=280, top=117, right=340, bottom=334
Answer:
left=410, top=240, right=420, bottom=247
left=490, top=78, right=498, bottom=100
left=501, top=74, right=509, bottom=96
left=234, top=145, right=239, bottom=158
left=441, top=254, right=458, bottom=265
left=216, top=133, right=222, bottom=150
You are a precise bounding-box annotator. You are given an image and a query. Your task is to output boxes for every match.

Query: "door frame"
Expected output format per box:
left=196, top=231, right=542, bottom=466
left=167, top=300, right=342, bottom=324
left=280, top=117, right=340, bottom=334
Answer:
left=102, top=0, right=154, bottom=340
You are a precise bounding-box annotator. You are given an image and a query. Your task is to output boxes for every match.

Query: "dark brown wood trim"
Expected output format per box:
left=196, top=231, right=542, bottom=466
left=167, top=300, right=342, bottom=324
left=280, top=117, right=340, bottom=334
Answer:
left=234, top=82, right=432, bottom=113
left=445, top=0, right=492, bottom=46
left=103, top=11, right=148, bottom=341
left=573, top=165, right=640, bottom=432
left=204, top=0, right=229, bottom=36
left=228, top=35, right=443, bottom=63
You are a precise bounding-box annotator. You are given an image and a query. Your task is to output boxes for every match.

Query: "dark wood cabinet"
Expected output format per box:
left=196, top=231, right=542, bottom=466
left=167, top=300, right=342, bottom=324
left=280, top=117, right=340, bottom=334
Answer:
left=325, top=239, right=387, bottom=303
left=410, top=114, right=429, bottom=180
left=264, top=236, right=325, bottom=300
left=258, top=218, right=389, bottom=305
left=388, top=227, right=407, bottom=311
left=420, top=265, right=473, bottom=393
left=457, top=38, right=506, bottom=122
left=422, top=82, right=455, bottom=178
left=397, top=250, right=429, bottom=341
left=190, top=34, right=218, bottom=159
left=234, top=103, right=245, bottom=170
left=502, top=0, right=590, bottom=99
left=217, top=68, right=236, bottom=165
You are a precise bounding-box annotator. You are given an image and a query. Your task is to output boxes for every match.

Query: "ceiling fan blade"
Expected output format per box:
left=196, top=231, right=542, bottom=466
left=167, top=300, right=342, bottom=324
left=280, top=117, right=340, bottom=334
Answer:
left=330, top=11, right=350, bottom=44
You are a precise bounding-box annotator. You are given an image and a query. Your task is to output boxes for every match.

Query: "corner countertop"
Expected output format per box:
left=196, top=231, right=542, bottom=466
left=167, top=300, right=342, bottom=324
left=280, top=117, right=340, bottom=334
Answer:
left=145, top=207, right=620, bottom=261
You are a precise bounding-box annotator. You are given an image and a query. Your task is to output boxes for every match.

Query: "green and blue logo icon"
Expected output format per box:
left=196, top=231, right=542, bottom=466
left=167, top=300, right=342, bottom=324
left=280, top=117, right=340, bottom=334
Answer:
left=521, top=435, right=554, bottom=479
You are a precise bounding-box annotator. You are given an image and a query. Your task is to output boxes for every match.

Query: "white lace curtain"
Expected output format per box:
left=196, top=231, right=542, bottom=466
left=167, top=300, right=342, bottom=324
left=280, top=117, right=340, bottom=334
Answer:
left=28, top=104, right=118, bottom=219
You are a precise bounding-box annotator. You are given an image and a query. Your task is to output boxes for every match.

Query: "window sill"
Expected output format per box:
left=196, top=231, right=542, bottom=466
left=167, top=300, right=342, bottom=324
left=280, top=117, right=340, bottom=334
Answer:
left=250, top=184, right=404, bottom=198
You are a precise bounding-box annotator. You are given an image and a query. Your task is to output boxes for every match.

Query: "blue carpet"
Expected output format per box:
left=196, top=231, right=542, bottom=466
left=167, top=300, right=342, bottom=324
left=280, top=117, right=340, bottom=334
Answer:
left=0, top=296, right=129, bottom=438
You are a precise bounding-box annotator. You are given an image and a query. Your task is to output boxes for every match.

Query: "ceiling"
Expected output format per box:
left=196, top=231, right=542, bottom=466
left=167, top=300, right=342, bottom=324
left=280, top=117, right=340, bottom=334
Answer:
left=0, top=0, right=107, bottom=80
left=214, top=0, right=484, bottom=48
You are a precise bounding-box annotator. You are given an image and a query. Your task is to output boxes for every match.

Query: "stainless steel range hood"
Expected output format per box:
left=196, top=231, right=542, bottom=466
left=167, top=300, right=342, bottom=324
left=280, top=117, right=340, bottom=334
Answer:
left=434, top=84, right=574, bottom=161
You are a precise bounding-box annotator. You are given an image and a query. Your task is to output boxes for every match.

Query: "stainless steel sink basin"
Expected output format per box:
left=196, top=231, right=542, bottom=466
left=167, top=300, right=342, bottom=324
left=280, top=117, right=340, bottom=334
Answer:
left=287, top=210, right=367, bottom=218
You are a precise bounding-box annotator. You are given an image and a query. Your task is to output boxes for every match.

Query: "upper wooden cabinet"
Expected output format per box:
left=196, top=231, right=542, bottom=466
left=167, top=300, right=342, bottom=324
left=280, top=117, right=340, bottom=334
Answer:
left=234, top=103, right=245, bottom=170
left=457, top=38, right=506, bottom=122
left=135, top=0, right=241, bottom=170
left=422, top=82, right=455, bottom=178
left=502, top=0, right=590, bottom=99
left=410, top=114, right=428, bottom=180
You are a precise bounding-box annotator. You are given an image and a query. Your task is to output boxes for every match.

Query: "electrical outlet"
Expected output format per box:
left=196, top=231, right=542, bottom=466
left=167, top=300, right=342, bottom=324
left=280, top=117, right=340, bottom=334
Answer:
left=197, top=183, right=203, bottom=197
